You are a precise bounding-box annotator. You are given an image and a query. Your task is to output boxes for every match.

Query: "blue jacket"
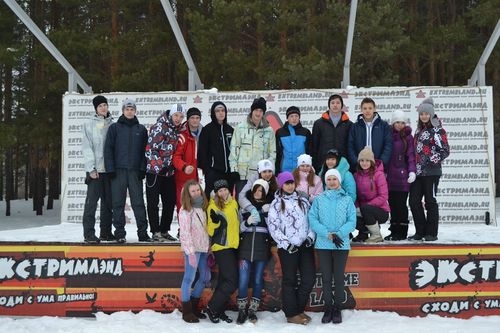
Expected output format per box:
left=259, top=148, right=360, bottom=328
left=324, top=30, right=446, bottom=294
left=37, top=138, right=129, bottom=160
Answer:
left=275, top=122, right=311, bottom=173
left=319, top=157, right=356, bottom=203
left=348, top=113, right=393, bottom=170
left=308, top=188, right=356, bottom=250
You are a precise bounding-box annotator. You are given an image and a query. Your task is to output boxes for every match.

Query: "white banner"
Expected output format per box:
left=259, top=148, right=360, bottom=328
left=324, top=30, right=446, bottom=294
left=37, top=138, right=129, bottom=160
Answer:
left=62, top=87, right=495, bottom=225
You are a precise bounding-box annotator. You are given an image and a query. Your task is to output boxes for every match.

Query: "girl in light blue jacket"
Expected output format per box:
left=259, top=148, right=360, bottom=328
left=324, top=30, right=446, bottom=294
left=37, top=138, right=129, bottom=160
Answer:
left=308, top=168, right=356, bottom=325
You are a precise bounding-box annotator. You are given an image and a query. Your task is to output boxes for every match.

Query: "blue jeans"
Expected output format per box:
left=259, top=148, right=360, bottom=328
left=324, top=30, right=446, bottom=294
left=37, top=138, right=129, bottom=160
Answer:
left=238, top=259, right=267, bottom=299
left=181, top=252, right=209, bottom=302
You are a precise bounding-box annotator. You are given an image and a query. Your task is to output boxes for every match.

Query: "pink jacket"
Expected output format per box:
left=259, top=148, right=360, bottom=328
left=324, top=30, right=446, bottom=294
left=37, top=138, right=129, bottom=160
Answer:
left=354, top=160, right=390, bottom=212
left=178, top=207, right=210, bottom=255
left=295, top=171, right=323, bottom=203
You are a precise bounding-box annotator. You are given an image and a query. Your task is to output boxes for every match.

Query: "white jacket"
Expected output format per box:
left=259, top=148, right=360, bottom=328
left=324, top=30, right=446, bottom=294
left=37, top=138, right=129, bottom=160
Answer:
left=82, top=113, right=113, bottom=173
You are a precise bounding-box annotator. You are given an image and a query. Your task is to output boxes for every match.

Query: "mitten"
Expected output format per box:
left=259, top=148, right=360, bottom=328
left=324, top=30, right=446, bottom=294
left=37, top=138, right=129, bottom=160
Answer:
left=286, top=244, right=298, bottom=254
left=305, top=237, right=314, bottom=248
left=250, top=208, right=261, bottom=224
left=210, top=209, right=220, bottom=223
left=331, top=234, right=344, bottom=248
left=407, top=172, right=416, bottom=183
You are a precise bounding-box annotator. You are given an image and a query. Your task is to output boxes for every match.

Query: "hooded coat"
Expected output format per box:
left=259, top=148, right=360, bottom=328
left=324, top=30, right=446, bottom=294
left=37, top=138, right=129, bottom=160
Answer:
left=387, top=125, right=416, bottom=191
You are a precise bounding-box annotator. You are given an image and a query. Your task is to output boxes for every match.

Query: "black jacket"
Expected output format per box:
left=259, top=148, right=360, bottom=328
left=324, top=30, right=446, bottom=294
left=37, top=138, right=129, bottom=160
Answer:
left=104, top=115, right=148, bottom=172
left=197, top=102, right=234, bottom=173
left=275, top=121, right=311, bottom=173
left=238, top=195, right=271, bottom=262
left=311, top=111, right=352, bottom=172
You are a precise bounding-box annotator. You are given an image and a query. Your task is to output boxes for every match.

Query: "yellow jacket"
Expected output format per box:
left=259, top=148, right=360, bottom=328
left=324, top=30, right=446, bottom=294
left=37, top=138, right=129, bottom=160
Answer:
left=207, top=196, right=240, bottom=252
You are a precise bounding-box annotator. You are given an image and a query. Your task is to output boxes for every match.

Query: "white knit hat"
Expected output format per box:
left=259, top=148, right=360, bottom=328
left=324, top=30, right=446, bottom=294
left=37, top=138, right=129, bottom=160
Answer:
left=297, top=154, right=313, bottom=167
left=257, top=159, right=274, bottom=174
left=169, top=103, right=187, bottom=117
left=325, top=168, right=342, bottom=184
left=391, top=110, right=407, bottom=125
left=252, top=178, right=269, bottom=195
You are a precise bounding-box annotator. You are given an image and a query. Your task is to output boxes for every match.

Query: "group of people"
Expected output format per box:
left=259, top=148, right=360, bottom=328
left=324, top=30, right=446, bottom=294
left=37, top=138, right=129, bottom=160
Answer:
left=81, top=93, right=450, bottom=325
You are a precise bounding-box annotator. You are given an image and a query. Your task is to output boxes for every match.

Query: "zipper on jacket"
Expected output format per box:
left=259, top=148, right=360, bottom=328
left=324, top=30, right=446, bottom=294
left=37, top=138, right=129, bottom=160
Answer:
left=250, top=226, right=256, bottom=262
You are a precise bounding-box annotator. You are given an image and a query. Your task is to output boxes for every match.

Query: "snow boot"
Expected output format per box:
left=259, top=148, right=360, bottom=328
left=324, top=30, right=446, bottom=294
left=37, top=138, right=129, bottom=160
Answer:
left=219, top=312, right=233, bottom=323
left=191, top=297, right=206, bottom=319
left=321, top=306, right=332, bottom=323
left=331, top=306, right=342, bottom=324
left=352, top=231, right=369, bottom=242
left=182, top=301, right=199, bottom=323
left=247, top=297, right=260, bottom=323
left=236, top=298, right=248, bottom=324
left=206, top=306, right=220, bottom=323
left=366, top=223, right=383, bottom=243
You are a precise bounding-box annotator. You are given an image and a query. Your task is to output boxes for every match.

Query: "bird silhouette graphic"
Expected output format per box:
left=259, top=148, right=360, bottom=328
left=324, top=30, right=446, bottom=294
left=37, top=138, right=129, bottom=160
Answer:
left=140, top=250, right=155, bottom=267
left=145, top=292, right=157, bottom=304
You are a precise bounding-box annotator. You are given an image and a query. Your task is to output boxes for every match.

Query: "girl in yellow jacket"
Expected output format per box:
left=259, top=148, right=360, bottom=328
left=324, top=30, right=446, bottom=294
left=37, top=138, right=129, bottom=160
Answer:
left=206, top=179, right=240, bottom=323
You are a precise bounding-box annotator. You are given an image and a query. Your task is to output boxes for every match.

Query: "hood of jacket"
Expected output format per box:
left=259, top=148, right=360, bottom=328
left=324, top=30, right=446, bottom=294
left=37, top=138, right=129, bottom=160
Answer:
left=210, top=101, right=228, bottom=124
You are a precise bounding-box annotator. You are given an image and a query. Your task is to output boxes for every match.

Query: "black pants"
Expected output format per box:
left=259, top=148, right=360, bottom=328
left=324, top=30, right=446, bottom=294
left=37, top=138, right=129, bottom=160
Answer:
left=277, top=245, right=315, bottom=317
left=111, top=168, right=148, bottom=239
left=203, top=169, right=233, bottom=198
left=409, top=176, right=440, bottom=237
left=317, top=249, right=349, bottom=309
left=234, top=180, right=247, bottom=199
left=358, top=204, right=389, bottom=227
left=145, top=173, right=175, bottom=234
left=388, top=191, right=409, bottom=225
left=209, top=248, right=238, bottom=314
left=82, top=173, right=113, bottom=238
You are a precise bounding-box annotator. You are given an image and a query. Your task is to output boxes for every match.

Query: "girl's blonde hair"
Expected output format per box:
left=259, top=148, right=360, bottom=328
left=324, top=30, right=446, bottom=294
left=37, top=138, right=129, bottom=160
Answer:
left=214, top=189, right=229, bottom=210
left=293, top=167, right=315, bottom=187
left=180, top=180, right=208, bottom=211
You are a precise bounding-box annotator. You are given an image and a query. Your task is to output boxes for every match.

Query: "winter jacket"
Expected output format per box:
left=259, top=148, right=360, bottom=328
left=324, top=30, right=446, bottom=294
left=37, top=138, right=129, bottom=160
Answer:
left=173, top=125, right=202, bottom=184
left=197, top=103, right=233, bottom=174
left=311, top=111, right=352, bottom=172
left=179, top=206, right=210, bottom=255
left=348, top=113, right=393, bottom=170
left=354, top=160, right=390, bottom=212
left=319, top=157, right=357, bottom=203
left=145, top=112, right=184, bottom=176
left=238, top=194, right=272, bottom=262
left=308, top=188, right=356, bottom=250
left=104, top=115, right=147, bottom=172
left=229, top=116, right=276, bottom=180
left=238, top=172, right=277, bottom=213
left=387, top=126, right=416, bottom=192
left=267, top=190, right=315, bottom=249
left=295, top=171, right=323, bottom=203
left=207, top=196, right=240, bottom=252
left=414, top=116, right=450, bottom=177
left=275, top=122, right=311, bottom=173
left=82, top=113, right=113, bottom=173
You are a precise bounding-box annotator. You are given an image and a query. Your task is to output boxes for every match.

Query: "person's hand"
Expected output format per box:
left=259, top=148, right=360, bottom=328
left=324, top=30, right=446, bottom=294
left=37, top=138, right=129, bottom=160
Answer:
left=261, top=204, right=270, bottom=213
left=188, top=254, right=197, bottom=268
left=90, top=170, right=99, bottom=179
left=185, top=165, right=194, bottom=175
left=246, top=215, right=258, bottom=226
left=210, top=209, right=220, bottom=223
left=330, top=233, right=344, bottom=248
left=250, top=208, right=261, bottom=224
left=286, top=244, right=298, bottom=254
left=304, top=237, right=314, bottom=248
left=407, top=172, right=416, bottom=183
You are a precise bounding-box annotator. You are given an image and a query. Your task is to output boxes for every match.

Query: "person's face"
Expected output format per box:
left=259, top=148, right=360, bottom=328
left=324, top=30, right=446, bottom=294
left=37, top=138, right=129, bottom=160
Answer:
left=215, top=106, right=226, bottom=123
left=96, top=103, right=108, bottom=117
left=359, top=159, right=371, bottom=170
left=325, top=157, right=337, bottom=169
left=188, top=115, right=201, bottom=129
left=326, top=176, right=341, bottom=190
left=260, top=170, right=273, bottom=181
left=329, top=98, right=342, bottom=114
left=251, top=109, right=264, bottom=125
left=188, top=184, right=201, bottom=199
left=393, top=121, right=406, bottom=131
left=419, top=112, right=431, bottom=124
left=171, top=112, right=184, bottom=126
left=217, top=187, right=229, bottom=200
left=299, top=164, right=311, bottom=173
left=123, top=106, right=136, bottom=119
left=253, top=186, right=264, bottom=200
left=282, top=181, right=295, bottom=193
left=287, top=113, right=300, bottom=126
left=361, top=102, right=375, bottom=121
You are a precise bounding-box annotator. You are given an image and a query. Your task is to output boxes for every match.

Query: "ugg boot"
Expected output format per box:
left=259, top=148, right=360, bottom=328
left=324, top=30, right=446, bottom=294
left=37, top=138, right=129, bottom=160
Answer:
left=247, top=297, right=260, bottom=323
left=182, top=301, right=199, bottom=323
left=190, top=297, right=206, bottom=319
left=366, top=223, right=383, bottom=243
left=236, top=298, right=248, bottom=324
left=331, top=306, right=342, bottom=324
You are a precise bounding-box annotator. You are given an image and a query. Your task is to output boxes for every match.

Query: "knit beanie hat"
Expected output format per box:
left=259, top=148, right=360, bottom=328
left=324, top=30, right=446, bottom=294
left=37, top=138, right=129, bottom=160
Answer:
left=187, top=107, right=201, bottom=120
left=358, top=146, right=375, bottom=163
left=326, top=148, right=339, bottom=159
left=257, top=159, right=274, bottom=174
left=213, top=179, right=229, bottom=192
left=92, top=95, right=108, bottom=111
left=252, top=179, right=269, bottom=196
left=328, top=94, right=344, bottom=108
left=251, top=97, right=267, bottom=113
left=391, top=110, right=407, bottom=125
left=170, top=103, right=187, bottom=117
left=277, top=172, right=294, bottom=188
left=325, top=168, right=342, bottom=184
left=417, top=98, right=439, bottom=127
left=297, top=154, right=313, bottom=167
left=286, top=106, right=300, bottom=118
left=122, top=98, right=136, bottom=111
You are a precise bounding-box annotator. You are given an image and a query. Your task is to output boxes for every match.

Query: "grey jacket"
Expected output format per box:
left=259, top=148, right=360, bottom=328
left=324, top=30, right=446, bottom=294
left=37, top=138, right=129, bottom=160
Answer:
left=82, top=113, right=113, bottom=173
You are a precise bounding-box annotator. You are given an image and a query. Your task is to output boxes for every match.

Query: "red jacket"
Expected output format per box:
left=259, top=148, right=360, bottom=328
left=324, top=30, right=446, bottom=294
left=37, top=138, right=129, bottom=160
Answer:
left=173, top=127, right=200, bottom=184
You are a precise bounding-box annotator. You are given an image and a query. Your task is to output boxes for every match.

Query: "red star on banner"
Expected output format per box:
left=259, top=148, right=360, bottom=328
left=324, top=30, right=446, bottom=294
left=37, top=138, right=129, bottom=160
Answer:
left=416, top=90, right=426, bottom=98
left=340, top=90, right=349, bottom=99
left=193, top=95, right=203, bottom=103
left=266, top=94, right=275, bottom=102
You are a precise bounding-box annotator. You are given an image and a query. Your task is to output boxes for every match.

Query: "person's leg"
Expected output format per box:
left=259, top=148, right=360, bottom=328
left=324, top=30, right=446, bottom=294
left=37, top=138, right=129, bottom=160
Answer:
left=234, top=180, right=247, bottom=199
left=409, top=178, right=426, bottom=238
left=191, top=252, right=209, bottom=298
left=127, top=169, right=149, bottom=238
left=82, top=176, right=101, bottom=240
left=181, top=253, right=198, bottom=302
left=238, top=259, right=251, bottom=299
left=160, top=175, right=176, bottom=234
left=317, top=250, right=333, bottom=310
left=296, top=245, right=316, bottom=313
left=277, top=248, right=300, bottom=318
left=145, top=173, right=160, bottom=234
left=208, top=249, right=239, bottom=315
left=422, top=176, right=440, bottom=238
left=111, top=169, right=128, bottom=239
left=251, top=260, right=267, bottom=299
left=99, top=173, right=114, bottom=238
left=332, top=250, right=349, bottom=306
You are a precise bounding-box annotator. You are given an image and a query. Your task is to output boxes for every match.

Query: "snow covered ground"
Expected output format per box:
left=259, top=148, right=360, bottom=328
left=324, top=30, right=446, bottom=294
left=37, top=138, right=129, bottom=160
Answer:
left=0, top=199, right=499, bottom=331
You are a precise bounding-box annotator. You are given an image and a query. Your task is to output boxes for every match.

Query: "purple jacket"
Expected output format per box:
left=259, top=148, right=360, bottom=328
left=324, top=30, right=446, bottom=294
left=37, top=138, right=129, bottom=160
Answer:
left=354, top=160, right=390, bottom=212
left=386, top=126, right=416, bottom=192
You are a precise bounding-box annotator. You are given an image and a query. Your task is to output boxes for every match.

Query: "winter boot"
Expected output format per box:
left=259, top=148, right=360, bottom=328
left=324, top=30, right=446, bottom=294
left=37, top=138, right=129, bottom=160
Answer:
left=206, top=306, right=220, bottom=323
left=321, top=306, right=333, bottom=323
left=331, top=306, right=342, bottom=324
left=400, top=223, right=409, bottom=239
left=182, top=301, right=199, bottom=323
left=366, top=223, right=383, bottom=243
left=352, top=231, right=369, bottom=242
left=247, top=297, right=260, bottom=323
left=219, top=312, right=233, bottom=323
left=190, top=297, right=206, bottom=319
left=236, top=298, right=248, bottom=324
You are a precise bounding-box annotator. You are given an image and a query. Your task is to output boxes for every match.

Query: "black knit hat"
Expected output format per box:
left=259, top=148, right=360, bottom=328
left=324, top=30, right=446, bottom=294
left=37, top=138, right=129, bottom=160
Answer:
left=213, top=179, right=229, bottom=192
left=326, top=148, right=340, bottom=159
left=328, top=94, right=344, bottom=109
left=251, top=97, right=267, bottom=113
left=187, top=107, right=202, bottom=120
left=286, top=106, right=300, bottom=118
left=92, top=95, right=108, bottom=111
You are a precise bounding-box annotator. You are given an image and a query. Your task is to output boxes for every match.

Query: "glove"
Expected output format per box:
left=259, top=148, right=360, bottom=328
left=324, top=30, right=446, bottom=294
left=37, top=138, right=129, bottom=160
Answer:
left=230, top=171, right=240, bottom=182
left=286, top=244, right=298, bottom=254
left=108, top=172, right=116, bottom=179
left=407, top=172, right=416, bottom=183
left=261, top=204, right=270, bottom=213
left=210, top=209, right=220, bottom=223
left=356, top=207, right=362, bottom=217
left=330, top=234, right=344, bottom=248
left=305, top=237, right=314, bottom=248
left=250, top=208, right=261, bottom=224
left=188, top=254, right=197, bottom=268
left=246, top=215, right=258, bottom=226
